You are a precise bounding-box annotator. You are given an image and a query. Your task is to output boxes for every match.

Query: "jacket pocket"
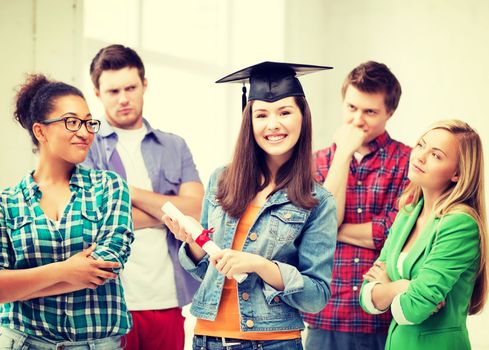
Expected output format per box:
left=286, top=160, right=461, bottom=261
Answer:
left=420, top=326, right=461, bottom=336
left=270, top=208, right=306, bottom=243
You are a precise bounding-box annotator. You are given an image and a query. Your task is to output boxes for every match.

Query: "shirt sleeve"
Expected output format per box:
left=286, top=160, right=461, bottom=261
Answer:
left=371, top=154, right=410, bottom=250
left=392, top=214, right=479, bottom=325
left=262, top=192, right=337, bottom=314
left=360, top=281, right=389, bottom=314
left=0, top=198, right=9, bottom=270
left=90, top=172, right=134, bottom=273
left=178, top=169, right=217, bottom=281
left=359, top=216, right=398, bottom=314
left=313, top=146, right=333, bottom=184
left=179, top=139, right=201, bottom=184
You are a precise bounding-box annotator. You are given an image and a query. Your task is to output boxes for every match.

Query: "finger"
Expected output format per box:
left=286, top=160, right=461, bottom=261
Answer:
left=162, top=216, right=178, bottom=232
left=363, top=273, right=374, bottom=281
left=91, top=276, right=106, bottom=286
left=83, top=243, right=97, bottom=256
left=93, top=260, right=122, bottom=269
left=96, top=270, right=118, bottom=279
left=215, top=256, right=231, bottom=273
left=365, top=267, right=376, bottom=274
left=209, top=255, right=220, bottom=266
left=220, top=263, right=232, bottom=277
left=210, top=251, right=224, bottom=262
left=162, top=214, right=171, bottom=225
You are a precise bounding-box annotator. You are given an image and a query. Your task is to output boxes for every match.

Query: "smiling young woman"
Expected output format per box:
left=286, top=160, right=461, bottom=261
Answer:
left=0, top=74, right=134, bottom=349
left=163, top=62, right=337, bottom=350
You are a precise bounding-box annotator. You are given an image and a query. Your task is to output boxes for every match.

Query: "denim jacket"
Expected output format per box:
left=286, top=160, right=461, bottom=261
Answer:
left=179, top=168, right=337, bottom=332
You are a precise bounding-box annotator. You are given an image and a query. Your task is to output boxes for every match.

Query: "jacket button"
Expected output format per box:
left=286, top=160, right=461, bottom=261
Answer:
left=242, top=292, right=250, bottom=301
left=283, top=212, right=292, bottom=219
left=357, top=207, right=363, bottom=214
left=246, top=320, right=254, bottom=328
left=273, top=296, right=280, bottom=303
left=249, top=232, right=258, bottom=241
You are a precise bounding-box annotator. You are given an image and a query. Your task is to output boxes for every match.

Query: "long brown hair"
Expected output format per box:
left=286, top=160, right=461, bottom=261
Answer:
left=399, top=119, right=487, bottom=314
left=217, top=96, right=318, bottom=218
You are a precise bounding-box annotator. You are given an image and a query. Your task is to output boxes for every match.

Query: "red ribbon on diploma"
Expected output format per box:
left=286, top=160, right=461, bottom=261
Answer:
left=195, top=228, right=214, bottom=247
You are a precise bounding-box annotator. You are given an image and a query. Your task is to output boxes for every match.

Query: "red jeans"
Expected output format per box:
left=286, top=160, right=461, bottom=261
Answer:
left=123, top=308, right=185, bottom=350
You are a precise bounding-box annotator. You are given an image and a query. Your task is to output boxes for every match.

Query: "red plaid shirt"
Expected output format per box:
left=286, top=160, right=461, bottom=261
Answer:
left=302, top=132, right=411, bottom=334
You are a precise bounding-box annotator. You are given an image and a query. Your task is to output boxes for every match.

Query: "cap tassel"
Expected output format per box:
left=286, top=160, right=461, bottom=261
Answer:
left=241, top=84, right=247, bottom=111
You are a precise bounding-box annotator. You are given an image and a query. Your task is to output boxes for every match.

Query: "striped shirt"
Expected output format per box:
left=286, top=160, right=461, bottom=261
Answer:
left=0, top=166, right=134, bottom=341
left=302, top=132, right=411, bottom=334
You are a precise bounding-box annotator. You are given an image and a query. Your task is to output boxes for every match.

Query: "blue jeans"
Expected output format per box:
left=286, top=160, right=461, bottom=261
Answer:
left=0, top=327, right=122, bottom=350
left=305, top=328, right=386, bottom=350
left=193, top=335, right=303, bottom=350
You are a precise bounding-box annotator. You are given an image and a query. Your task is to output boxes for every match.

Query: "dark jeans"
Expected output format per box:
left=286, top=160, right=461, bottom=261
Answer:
left=305, top=328, right=386, bottom=350
left=193, top=335, right=303, bottom=350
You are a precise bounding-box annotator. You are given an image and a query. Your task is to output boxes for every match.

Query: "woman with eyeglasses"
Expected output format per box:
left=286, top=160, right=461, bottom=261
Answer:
left=0, top=74, right=134, bottom=349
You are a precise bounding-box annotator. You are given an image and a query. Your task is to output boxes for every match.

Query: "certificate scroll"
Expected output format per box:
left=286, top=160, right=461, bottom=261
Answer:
left=162, top=202, right=248, bottom=283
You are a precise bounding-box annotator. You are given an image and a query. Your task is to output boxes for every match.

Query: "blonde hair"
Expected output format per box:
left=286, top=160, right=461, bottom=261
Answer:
left=399, top=119, right=487, bottom=314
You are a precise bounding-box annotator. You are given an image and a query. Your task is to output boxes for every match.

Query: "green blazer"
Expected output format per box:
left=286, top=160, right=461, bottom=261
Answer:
left=359, top=200, right=480, bottom=350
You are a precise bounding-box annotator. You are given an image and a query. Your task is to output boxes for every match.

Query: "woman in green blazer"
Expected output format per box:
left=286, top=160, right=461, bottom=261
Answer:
left=359, top=119, right=487, bottom=350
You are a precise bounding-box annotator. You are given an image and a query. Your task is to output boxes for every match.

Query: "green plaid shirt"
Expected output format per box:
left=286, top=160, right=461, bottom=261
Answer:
left=0, top=166, right=134, bottom=341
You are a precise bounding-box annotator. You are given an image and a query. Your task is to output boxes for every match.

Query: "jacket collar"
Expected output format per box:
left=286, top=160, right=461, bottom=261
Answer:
left=389, top=198, right=440, bottom=279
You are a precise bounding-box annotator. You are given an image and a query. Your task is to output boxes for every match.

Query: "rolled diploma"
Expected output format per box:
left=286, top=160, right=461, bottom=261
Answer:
left=162, top=202, right=248, bottom=283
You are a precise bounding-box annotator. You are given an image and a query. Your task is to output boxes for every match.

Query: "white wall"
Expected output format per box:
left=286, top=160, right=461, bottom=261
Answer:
left=1, top=0, right=488, bottom=348
left=0, top=0, right=82, bottom=188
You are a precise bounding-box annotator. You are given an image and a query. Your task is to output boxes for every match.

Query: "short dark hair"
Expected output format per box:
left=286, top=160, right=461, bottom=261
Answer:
left=90, top=44, right=145, bottom=89
left=341, top=61, right=402, bottom=113
left=14, top=74, right=84, bottom=147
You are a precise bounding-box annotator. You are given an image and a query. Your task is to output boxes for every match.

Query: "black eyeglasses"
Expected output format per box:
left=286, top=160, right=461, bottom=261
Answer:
left=40, top=115, right=101, bottom=134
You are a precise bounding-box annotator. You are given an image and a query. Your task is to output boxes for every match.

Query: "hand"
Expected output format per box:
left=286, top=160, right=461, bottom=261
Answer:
left=391, top=279, right=411, bottom=294
left=162, top=214, right=198, bottom=244
left=333, top=123, right=368, bottom=156
left=363, top=261, right=391, bottom=284
left=432, top=301, right=446, bottom=315
left=210, top=249, right=262, bottom=279
left=59, top=244, right=120, bottom=289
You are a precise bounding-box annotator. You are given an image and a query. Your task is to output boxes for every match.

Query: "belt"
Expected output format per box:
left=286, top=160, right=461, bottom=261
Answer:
left=195, top=335, right=245, bottom=347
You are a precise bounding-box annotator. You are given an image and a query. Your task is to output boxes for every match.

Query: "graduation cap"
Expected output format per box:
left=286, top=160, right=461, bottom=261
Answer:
left=216, top=61, right=333, bottom=110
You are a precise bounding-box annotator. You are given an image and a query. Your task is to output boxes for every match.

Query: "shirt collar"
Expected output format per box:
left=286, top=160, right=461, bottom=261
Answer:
left=99, top=117, right=161, bottom=143
left=69, top=165, right=92, bottom=191
left=21, top=165, right=91, bottom=202
left=21, top=172, right=41, bottom=202
left=367, top=131, right=391, bottom=153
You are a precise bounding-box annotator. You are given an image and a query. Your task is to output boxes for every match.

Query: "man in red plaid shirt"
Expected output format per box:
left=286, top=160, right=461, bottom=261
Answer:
left=303, top=61, right=411, bottom=350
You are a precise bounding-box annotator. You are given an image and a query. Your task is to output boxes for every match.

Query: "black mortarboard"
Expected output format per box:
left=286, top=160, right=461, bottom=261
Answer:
left=216, top=61, right=333, bottom=110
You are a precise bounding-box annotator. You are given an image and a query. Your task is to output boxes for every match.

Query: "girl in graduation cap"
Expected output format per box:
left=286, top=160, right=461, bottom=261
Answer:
left=163, top=62, right=337, bottom=349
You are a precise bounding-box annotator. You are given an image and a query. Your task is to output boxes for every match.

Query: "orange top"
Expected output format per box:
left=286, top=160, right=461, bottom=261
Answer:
left=194, top=205, right=301, bottom=340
